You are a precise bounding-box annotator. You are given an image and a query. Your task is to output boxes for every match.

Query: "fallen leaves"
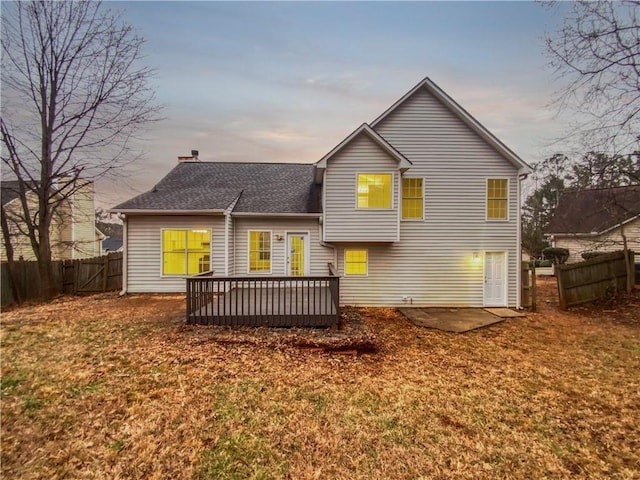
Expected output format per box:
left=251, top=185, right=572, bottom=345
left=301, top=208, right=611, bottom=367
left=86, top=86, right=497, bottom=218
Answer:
left=1, top=279, right=639, bottom=479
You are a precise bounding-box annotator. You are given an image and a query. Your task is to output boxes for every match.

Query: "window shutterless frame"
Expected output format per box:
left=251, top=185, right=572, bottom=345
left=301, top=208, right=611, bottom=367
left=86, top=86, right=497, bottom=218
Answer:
left=247, top=230, right=272, bottom=274
left=160, top=228, right=212, bottom=277
left=485, top=178, right=509, bottom=221
left=344, top=248, right=368, bottom=276
left=354, top=172, right=394, bottom=210
left=401, top=176, right=425, bottom=221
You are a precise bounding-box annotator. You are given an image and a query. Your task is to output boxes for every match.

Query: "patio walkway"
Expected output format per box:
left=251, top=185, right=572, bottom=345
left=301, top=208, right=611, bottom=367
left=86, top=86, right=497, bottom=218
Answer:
left=398, top=307, right=520, bottom=333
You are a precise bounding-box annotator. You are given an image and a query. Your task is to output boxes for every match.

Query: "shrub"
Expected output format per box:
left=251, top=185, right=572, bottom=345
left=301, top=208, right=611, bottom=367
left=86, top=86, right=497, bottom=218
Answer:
left=581, top=251, right=607, bottom=260
left=543, top=247, right=570, bottom=265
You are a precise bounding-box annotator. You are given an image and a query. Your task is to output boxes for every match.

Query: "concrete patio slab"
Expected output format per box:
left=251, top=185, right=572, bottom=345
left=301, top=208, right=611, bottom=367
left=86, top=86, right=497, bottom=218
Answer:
left=484, top=308, right=526, bottom=318
left=398, top=307, right=505, bottom=333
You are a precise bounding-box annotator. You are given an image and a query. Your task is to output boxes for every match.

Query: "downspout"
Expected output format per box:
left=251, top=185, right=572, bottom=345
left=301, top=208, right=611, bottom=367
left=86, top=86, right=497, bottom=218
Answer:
left=319, top=218, right=338, bottom=267
left=119, top=215, right=128, bottom=296
left=318, top=168, right=338, bottom=268
left=224, top=193, right=242, bottom=277
left=516, top=169, right=529, bottom=308
left=224, top=213, right=229, bottom=276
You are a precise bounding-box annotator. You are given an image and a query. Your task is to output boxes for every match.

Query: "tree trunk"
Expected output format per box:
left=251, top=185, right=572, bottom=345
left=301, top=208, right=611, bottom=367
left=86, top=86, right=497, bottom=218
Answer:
left=37, top=228, right=56, bottom=300
left=1, top=208, right=23, bottom=304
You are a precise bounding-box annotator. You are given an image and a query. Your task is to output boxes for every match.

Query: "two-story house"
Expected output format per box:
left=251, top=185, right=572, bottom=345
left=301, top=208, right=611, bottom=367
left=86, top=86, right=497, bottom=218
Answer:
left=1, top=179, right=103, bottom=261
left=112, top=78, right=531, bottom=308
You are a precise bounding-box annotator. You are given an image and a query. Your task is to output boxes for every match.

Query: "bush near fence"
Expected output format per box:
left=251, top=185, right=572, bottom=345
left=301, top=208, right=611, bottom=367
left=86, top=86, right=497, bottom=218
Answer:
left=556, top=250, right=635, bottom=310
left=1, top=252, right=122, bottom=307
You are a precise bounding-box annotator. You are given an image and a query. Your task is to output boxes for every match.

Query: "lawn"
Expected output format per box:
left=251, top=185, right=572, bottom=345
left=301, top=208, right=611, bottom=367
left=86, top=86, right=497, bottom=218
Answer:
left=1, top=278, right=639, bottom=479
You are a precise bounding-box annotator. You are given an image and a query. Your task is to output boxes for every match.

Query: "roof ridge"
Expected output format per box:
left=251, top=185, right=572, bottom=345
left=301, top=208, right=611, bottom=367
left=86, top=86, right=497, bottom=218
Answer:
left=177, top=161, right=315, bottom=166
left=561, top=184, right=640, bottom=194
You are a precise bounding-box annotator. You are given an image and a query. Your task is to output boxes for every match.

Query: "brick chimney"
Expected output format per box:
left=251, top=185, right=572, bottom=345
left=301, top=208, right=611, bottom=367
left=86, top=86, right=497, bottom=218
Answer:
left=178, top=149, right=199, bottom=161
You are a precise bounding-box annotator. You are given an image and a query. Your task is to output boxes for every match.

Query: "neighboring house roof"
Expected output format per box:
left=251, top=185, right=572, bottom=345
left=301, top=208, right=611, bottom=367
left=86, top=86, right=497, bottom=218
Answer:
left=371, top=77, right=532, bottom=173
left=1, top=181, right=24, bottom=206
left=546, top=185, right=640, bottom=235
left=112, top=162, right=321, bottom=214
left=102, top=237, right=123, bottom=251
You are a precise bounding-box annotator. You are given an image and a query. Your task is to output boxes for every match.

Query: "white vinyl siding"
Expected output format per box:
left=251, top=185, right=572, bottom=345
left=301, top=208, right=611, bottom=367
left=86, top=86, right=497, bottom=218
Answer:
left=234, top=217, right=334, bottom=276
left=336, top=85, right=521, bottom=307
left=126, top=215, right=224, bottom=292
left=324, top=133, right=399, bottom=242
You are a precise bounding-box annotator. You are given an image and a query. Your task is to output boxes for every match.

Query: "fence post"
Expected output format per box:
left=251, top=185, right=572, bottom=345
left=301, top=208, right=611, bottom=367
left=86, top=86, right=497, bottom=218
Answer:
left=531, top=263, right=537, bottom=312
left=102, top=255, right=109, bottom=292
left=556, top=265, right=567, bottom=310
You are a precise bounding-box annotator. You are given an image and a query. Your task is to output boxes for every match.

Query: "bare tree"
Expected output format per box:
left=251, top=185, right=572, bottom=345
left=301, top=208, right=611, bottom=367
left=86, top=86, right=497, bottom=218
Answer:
left=1, top=1, right=158, bottom=299
left=546, top=1, right=640, bottom=153
left=545, top=2, right=640, bottom=293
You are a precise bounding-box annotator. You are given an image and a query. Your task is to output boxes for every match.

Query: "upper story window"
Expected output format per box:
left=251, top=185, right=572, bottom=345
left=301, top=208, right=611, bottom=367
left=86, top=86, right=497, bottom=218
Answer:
left=487, top=178, right=508, bottom=220
left=249, top=231, right=271, bottom=273
left=402, top=177, right=424, bottom=220
left=357, top=173, right=392, bottom=209
left=162, top=229, right=210, bottom=275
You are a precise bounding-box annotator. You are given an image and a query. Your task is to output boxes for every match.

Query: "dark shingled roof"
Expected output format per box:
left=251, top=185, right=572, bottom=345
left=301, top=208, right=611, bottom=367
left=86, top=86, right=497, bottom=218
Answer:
left=102, top=237, right=123, bottom=251
left=546, top=185, right=640, bottom=234
left=113, top=162, right=321, bottom=214
left=1, top=181, right=22, bottom=206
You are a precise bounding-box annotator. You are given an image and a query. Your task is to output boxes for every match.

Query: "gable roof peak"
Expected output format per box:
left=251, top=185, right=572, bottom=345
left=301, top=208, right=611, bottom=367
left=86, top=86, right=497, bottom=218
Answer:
left=371, top=76, right=531, bottom=173
left=315, top=122, right=412, bottom=172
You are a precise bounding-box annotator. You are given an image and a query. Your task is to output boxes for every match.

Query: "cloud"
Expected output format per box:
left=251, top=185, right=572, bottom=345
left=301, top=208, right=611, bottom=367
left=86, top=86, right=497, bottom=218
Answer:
left=250, top=127, right=312, bottom=143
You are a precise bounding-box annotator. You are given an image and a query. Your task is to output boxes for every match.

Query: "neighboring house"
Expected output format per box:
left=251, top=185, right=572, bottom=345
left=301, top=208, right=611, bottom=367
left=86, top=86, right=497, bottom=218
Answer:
left=546, top=185, right=640, bottom=263
left=0, top=179, right=103, bottom=261
left=112, top=77, right=531, bottom=308
left=101, top=236, right=124, bottom=255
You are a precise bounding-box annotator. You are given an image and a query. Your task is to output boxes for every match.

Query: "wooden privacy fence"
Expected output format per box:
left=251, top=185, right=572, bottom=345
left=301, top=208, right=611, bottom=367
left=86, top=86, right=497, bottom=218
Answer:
left=1, top=252, right=122, bottom=307
left=521, top=261, right=537, bottom=311
left=556, top=250, right=635, bottom=310
left=186, top=274, right=341, bottom=327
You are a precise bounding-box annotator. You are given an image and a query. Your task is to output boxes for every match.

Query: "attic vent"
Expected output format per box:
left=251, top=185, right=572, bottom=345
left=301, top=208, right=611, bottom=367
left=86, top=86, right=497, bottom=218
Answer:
left=178, top=150, right=200, bottom=162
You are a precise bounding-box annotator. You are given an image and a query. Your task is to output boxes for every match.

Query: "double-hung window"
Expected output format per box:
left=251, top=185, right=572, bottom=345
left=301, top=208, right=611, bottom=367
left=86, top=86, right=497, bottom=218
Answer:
left=486, top=178, right=508, bottom=220
left=249, top=231, right=271, bottom=273
left=345, top=249, right=368, bottom=276
left=162, top=229, right=210, bottom=275
left=357, top=173, right=392, bottom=209
left=402, top=177, right=424, bottom=219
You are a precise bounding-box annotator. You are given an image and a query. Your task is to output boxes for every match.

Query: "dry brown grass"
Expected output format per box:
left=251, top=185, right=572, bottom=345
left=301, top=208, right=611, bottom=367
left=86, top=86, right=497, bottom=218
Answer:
left=2, top=278, right=639, bottom=479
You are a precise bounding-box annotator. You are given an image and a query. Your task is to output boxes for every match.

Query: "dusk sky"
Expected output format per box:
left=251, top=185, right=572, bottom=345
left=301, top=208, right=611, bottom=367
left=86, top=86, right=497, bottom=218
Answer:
left=95, top=1, right=571, bottom=207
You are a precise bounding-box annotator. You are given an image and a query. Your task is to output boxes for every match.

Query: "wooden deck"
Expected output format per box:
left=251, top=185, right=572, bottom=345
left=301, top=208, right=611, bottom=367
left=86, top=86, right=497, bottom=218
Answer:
left=186, top=276, right=340, bottom=327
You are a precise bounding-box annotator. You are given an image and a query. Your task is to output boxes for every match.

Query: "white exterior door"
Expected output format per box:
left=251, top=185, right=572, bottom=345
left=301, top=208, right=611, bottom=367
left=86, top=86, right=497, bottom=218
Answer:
left=484, top=252, right=507, bottom=307
left=286, top=233, right=309, bottom=276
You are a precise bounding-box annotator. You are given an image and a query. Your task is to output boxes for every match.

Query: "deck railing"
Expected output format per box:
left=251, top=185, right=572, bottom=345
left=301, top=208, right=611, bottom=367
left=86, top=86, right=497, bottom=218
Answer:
left=186, top=268, right=340, bottom=327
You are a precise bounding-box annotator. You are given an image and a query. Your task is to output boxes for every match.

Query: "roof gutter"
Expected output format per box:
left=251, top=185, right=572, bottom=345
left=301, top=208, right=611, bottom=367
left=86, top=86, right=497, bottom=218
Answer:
left=230, top=212, right=322, bottom=217
left=108, top=209, right=225, bottom=215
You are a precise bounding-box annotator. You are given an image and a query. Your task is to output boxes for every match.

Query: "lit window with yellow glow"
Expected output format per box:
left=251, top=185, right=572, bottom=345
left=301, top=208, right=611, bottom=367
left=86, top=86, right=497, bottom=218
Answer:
left=249, top=231, right=271, bottom=273
left=487, top=179, right=508, bottom=220
left=357, top=173, right=392, bottom=208
left=345, top=249, right=368, bottom=276
left=162, top=229, right=210, bottom=275
left=402, top=177, right=423, bottom=219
